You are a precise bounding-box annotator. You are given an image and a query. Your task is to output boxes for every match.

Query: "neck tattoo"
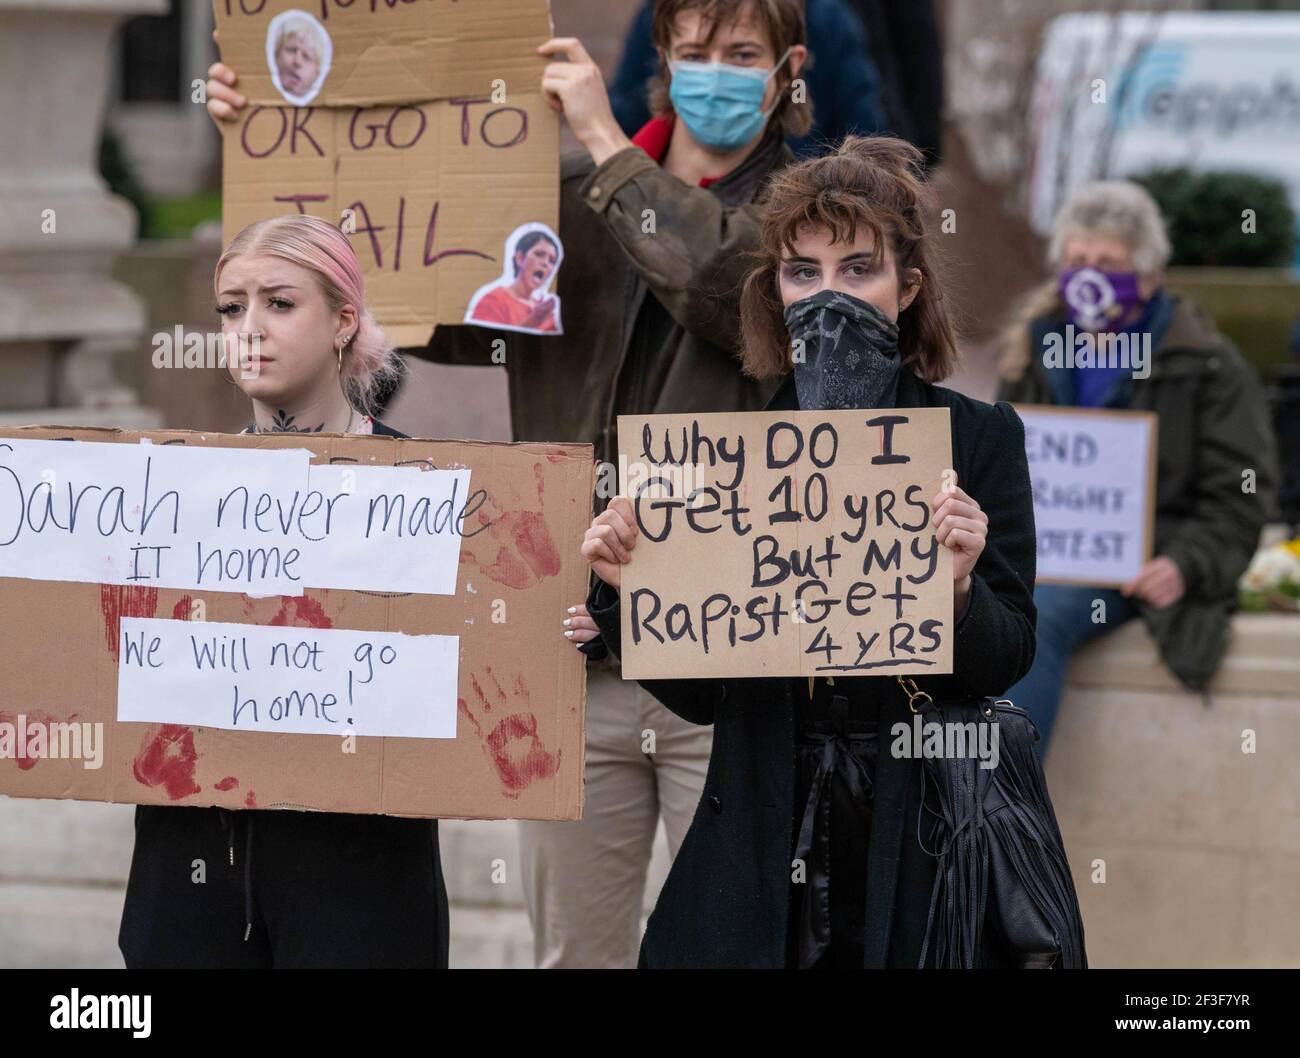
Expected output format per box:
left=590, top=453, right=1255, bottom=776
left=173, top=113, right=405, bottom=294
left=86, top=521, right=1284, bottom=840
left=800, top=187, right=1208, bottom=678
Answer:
left=264, top=408, right=325, bottom=433
left=258, top=407, right=356, bottom=434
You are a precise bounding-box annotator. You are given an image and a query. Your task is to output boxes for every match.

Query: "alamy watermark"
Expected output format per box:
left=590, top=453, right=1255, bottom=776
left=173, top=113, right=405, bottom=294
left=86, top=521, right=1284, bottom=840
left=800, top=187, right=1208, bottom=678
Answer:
left=151, top=327, right=262, bottom=379
left=50, top=990, right=150, bottom=1037
left=0, top=714, right=103, bottom=769
left=1042, top=324, right=1150, bottom=379
left=890, top=713, right=1000, bottom=770
left=594, top=455, right=706, bottom=501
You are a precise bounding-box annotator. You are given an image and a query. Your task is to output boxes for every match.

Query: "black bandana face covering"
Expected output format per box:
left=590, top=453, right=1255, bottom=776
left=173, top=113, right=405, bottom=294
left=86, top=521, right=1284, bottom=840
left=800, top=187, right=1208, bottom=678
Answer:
left=783, top=289, right=902, bottom=410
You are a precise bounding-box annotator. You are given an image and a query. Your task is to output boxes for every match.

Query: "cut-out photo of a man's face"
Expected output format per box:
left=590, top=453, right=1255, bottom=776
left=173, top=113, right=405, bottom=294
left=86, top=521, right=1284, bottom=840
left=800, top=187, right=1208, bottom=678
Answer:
left=265, top=10, right=332, bottom=107
left=465, top=223, right=564, bottom=335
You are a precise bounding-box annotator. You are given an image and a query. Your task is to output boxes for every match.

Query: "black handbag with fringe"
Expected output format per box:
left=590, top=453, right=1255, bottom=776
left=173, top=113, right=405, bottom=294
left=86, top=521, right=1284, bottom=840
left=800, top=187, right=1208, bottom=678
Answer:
left=896, top=677, right=1088, bottom=969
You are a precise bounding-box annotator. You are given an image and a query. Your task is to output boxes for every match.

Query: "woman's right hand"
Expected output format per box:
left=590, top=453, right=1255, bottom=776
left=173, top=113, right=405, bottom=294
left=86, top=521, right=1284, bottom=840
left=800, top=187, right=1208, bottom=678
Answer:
left=581, top=496, right=637, bottom=589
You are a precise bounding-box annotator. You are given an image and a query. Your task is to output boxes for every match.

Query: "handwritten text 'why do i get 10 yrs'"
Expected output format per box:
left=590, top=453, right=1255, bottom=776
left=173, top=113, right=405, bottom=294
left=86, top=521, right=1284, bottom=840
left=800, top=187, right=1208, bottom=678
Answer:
left=619, top=410, right=955, bottom=677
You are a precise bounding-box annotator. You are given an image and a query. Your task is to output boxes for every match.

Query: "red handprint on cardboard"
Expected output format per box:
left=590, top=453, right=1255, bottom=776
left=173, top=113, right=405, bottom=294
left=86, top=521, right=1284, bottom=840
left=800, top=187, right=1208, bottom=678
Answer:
left=459, top=462, right=562, bottom=590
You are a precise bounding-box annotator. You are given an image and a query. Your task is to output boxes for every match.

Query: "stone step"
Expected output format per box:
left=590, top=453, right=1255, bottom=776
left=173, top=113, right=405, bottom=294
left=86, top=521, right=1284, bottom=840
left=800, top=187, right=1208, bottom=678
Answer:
left=0, top=879, right=539, bottom=969
left=0, top=799, right=134, bottom=884
left=0, top=800, right=677, bottom=967
left=1068, top=614, right=1300, bottom=696
left=438, top=818, right=672, bottom=912
left=448, top=906, right=534, bottom=969
left=0, top=801, right=674, bottom=907
left=0, top=881, right=125, bottom=970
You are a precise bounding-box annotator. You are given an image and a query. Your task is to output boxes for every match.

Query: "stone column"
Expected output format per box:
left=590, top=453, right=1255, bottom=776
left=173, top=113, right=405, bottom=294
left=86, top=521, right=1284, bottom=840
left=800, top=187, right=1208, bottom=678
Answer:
left=0, top=0, right=166, bottom=428
left=0, top=0, right=164, bottom=970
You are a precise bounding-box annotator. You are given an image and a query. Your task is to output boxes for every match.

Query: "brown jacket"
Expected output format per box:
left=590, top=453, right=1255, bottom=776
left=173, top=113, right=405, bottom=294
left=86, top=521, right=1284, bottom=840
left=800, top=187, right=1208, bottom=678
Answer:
left=405, top=129, right=792, bottom=463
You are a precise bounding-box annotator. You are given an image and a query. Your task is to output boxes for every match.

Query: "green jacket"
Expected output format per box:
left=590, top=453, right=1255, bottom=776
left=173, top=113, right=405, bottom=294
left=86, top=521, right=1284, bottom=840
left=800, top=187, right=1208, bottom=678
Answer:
left=997, top=293, right=1278, bottom=689
left=406, top=129, right=790, bottom=464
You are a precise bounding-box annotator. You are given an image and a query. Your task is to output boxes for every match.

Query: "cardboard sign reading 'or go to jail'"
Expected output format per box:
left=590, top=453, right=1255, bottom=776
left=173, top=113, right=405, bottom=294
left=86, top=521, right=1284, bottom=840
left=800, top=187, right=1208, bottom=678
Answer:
left=215, top=0, right=561, bottom=346
left=0, top=426, right=593, bottom=820
left=617, top=410, right=955, bottom=680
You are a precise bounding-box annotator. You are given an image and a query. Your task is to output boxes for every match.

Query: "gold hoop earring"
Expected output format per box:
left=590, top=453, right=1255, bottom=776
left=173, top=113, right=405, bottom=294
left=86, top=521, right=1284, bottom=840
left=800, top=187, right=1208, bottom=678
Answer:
left=337, top=341, right=343, bottom=371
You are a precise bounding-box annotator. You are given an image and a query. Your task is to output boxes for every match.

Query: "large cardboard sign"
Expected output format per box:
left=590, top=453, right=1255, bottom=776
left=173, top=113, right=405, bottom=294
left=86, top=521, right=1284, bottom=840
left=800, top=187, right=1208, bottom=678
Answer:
left=616, top=410, right=955, bottom=680
left=1017, top=404, right=1157, bottom=586
left=216, top=0, right=561, bottom=346
left=0, top=427, right=593, bottom=820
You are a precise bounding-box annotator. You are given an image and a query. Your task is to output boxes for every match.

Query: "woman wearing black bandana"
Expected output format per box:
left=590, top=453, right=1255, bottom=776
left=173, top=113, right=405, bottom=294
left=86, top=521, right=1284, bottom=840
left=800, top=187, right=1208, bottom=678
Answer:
left=571, top=137, right=1040, bottom=968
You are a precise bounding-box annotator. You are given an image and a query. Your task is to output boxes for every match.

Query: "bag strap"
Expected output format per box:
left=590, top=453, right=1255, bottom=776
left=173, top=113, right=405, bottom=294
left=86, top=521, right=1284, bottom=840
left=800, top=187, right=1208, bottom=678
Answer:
left=896, top=675, right=933, bottom=714
left=897, top=676, right=999, bottom=723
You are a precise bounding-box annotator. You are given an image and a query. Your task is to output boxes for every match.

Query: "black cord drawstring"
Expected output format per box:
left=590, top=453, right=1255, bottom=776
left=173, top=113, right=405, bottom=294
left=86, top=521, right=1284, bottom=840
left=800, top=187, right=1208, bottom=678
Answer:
left=243, top=817, right=254, bottom=942
left=219, top=808, right=256, bottom=943
left=219, top=808, right=234, bottom=866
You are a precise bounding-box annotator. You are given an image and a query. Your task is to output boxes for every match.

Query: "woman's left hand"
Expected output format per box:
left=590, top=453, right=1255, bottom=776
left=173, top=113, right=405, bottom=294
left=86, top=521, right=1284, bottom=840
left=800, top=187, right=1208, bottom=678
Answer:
left=563, top=603, right=600, bottom=648
left=931, top=476, right=987, bottom=616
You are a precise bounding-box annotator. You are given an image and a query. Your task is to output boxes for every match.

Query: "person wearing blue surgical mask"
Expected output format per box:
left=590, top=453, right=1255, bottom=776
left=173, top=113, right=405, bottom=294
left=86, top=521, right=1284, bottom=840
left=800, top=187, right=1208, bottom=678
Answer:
left=610, top=0, right=894, bottom=160
left=667, top=43, right=795, bottom=151
left=505, top=3, right=809, bottom=188
left=633, top=0, right=810, bottom=183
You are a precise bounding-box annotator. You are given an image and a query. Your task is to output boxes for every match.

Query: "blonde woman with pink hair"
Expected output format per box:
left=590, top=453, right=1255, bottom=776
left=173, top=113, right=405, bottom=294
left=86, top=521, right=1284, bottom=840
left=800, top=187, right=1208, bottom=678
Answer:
left=216, top=213, right=403, bottom=436
left=117, top=214, right=449, bottom=969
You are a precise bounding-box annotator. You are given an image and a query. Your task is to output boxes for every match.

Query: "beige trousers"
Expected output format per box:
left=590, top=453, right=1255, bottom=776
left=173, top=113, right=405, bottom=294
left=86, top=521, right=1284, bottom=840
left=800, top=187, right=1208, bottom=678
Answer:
left=517, top=657, right=713, bottom=968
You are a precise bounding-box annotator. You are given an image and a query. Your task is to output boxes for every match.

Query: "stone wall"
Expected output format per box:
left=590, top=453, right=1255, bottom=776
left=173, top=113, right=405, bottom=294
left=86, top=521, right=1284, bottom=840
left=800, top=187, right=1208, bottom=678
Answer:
left=1050, top=613, right=1299, bottom=968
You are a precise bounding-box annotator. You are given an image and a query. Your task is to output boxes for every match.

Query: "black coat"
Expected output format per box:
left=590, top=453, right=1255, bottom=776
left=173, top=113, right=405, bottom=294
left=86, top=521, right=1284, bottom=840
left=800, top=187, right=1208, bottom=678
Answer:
left=588, top=370, right=1038, bottom=968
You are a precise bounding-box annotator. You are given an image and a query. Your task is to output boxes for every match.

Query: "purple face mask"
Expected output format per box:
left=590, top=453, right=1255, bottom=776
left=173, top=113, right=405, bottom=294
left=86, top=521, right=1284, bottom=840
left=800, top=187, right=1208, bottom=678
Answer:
left=1059, top=267, right=1144, bottom=331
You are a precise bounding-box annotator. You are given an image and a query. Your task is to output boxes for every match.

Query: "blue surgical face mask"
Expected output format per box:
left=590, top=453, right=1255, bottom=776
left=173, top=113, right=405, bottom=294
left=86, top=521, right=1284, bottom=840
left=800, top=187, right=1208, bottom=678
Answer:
left=667, top=46, right=793, bottom=152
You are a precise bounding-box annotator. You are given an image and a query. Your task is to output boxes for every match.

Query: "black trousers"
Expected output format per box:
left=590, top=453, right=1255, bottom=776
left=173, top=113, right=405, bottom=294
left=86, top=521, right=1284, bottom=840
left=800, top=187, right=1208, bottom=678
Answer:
left=119, top=805, right=450, bottom=969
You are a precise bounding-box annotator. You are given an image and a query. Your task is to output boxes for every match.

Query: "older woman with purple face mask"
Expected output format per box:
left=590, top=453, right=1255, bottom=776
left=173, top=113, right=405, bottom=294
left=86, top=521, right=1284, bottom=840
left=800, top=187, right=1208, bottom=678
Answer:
left=997, top=180, right=1276, bottom=758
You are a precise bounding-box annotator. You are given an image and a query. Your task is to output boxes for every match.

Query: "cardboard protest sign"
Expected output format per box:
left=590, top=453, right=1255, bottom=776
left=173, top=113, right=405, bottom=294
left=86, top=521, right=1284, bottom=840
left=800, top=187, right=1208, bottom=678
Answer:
left=215, top=0, right=555, bottom=108
left=0, top=427, right=593, bottom=820
left=1016, top=405, right=1157, bottom=586
left=617, top=410, right=954, bottom=680
left=215, top=0, right=561, bottom=346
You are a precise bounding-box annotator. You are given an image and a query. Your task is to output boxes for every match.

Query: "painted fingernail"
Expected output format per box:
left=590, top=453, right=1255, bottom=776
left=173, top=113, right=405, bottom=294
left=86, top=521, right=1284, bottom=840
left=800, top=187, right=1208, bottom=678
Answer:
left=563, top=618, right=571, bottom=628
left=567, top=606, right=577, bottom=614
left=564, top=630, right=574, bottom=638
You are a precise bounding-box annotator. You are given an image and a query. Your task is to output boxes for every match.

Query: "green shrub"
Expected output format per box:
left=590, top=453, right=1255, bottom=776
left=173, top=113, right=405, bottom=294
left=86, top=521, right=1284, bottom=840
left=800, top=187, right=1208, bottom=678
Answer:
left=1132, top=167, right=1296, bottom=268
left=99, top=124, right=156, bottom=238
left=151, top=191, right=222, bottom=239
